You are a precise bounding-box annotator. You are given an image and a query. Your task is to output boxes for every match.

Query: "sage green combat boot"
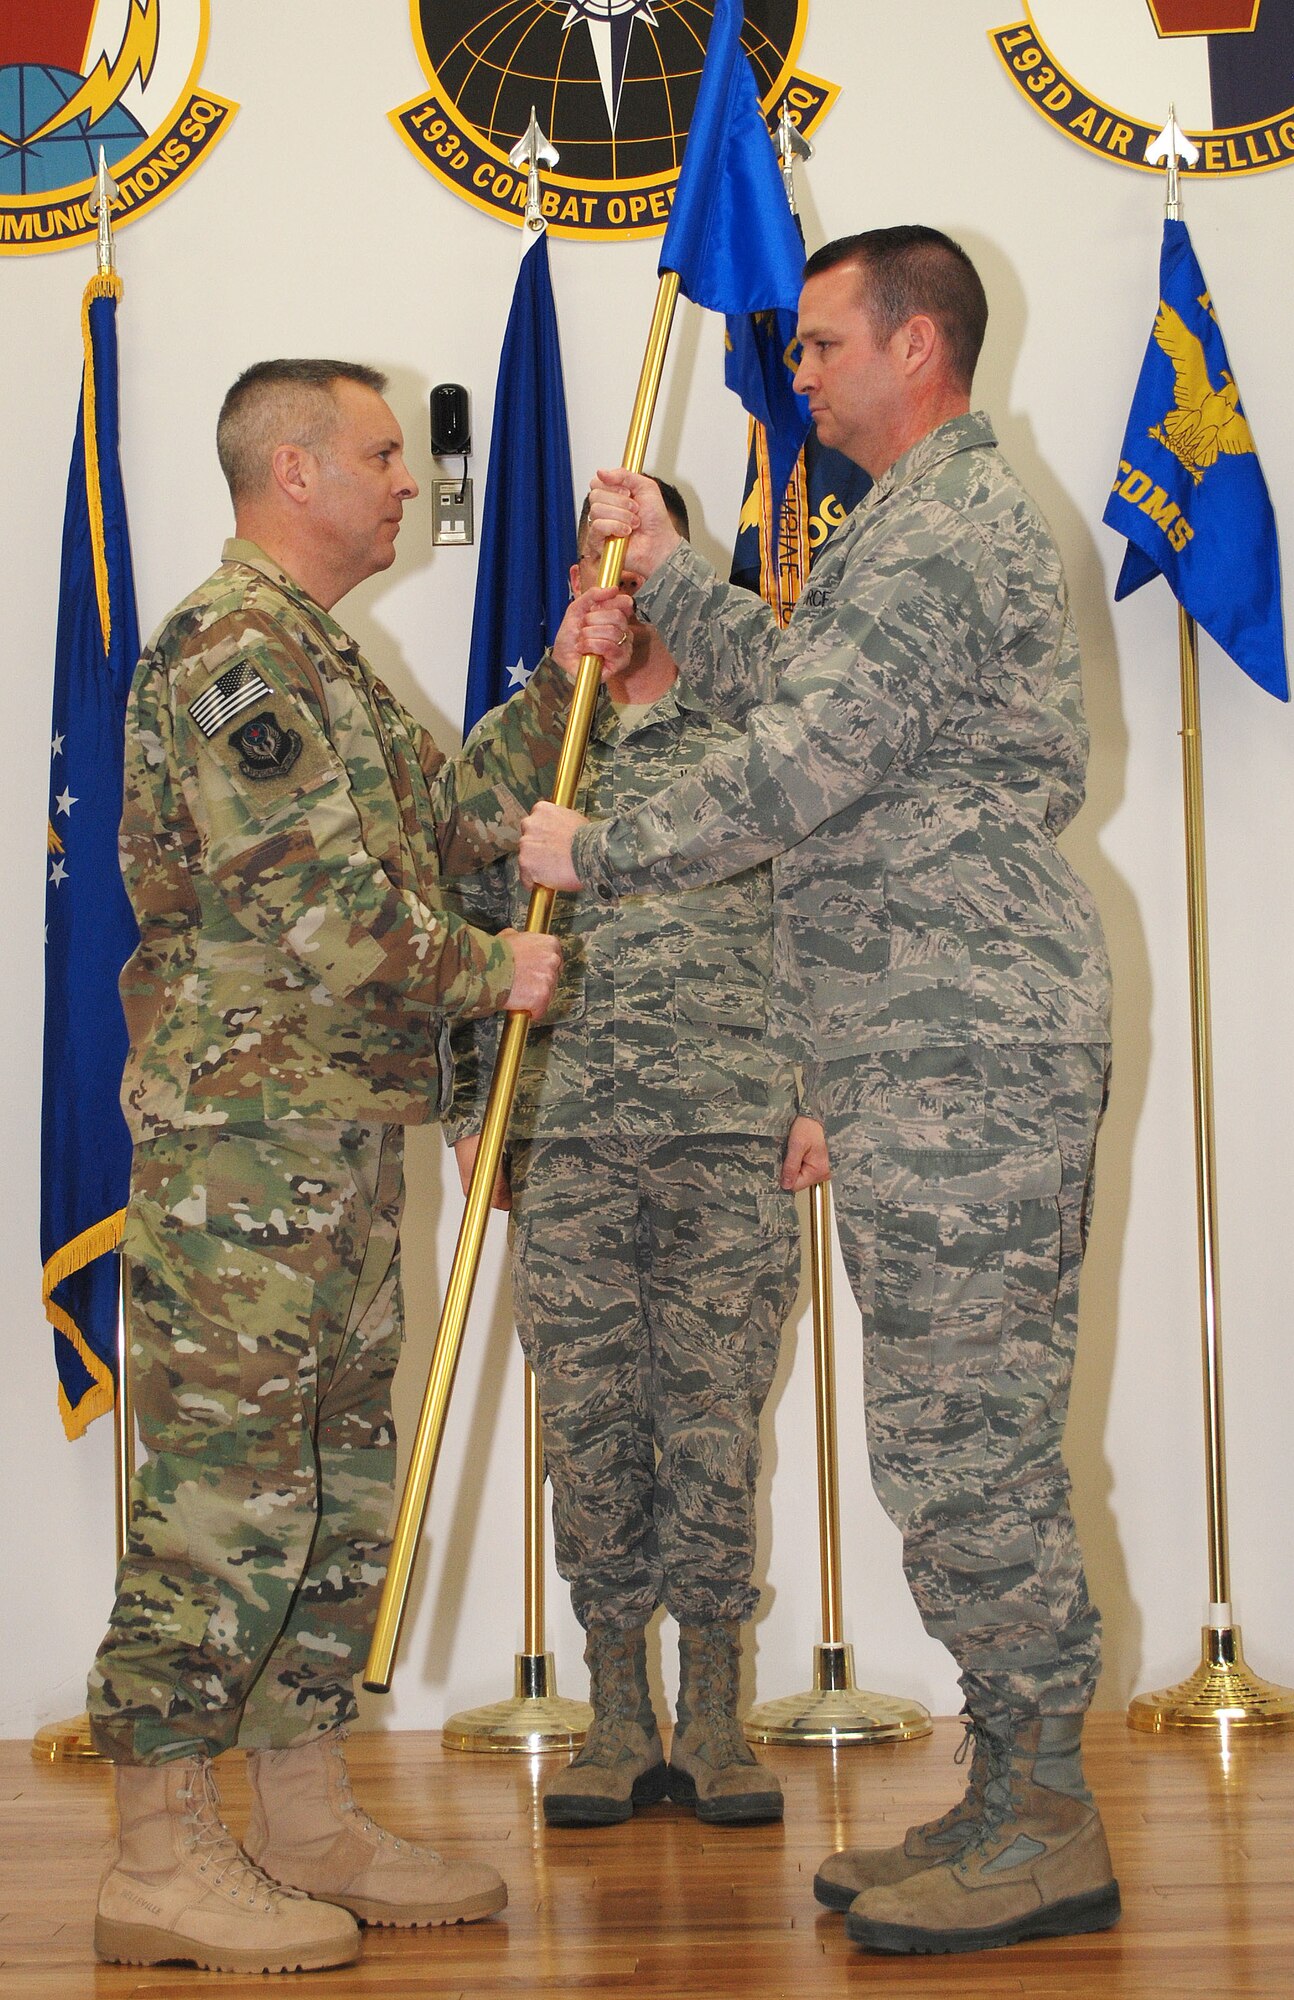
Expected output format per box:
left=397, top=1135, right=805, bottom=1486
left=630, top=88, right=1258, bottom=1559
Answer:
left=667, top=1621, right=783, bottom=1825
left=846, top=1711, right=1121, bottom=1954
left=814, top=1711, right=990, bottom=1910
left=542, top=1625, right=668, bottom=1827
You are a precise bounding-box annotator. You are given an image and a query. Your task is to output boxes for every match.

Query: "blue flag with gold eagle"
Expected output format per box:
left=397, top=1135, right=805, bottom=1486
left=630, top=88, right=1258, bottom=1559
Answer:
left=1104, top=218, right=1287, bottom=701
left=42, top=275, right=139, bottom=1440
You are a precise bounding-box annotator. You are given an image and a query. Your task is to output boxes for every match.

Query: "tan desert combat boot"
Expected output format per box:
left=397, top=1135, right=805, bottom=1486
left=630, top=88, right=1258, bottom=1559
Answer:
left=542, top=1624, right=669, bottom=1826
left=245, top=1732, right=507, bottom=1927
left=94, top=1756, right=360, bottom=1973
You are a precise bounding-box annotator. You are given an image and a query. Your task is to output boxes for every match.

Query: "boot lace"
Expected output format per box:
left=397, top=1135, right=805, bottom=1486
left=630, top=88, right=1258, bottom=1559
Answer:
left=179, top=1760, right=287, bottom=1909
left=683, top=1628, right=755, bottom=1768
left=576, top=1631, right=654, bottom=1768
left=326, top=1733, right=422, bottom=1855
left=922, top=1712, right=989, bottom=1837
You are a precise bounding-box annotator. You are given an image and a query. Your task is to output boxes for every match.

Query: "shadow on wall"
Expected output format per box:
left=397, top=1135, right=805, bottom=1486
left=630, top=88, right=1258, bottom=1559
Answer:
left=963, top=229, right=1148, bottom=1709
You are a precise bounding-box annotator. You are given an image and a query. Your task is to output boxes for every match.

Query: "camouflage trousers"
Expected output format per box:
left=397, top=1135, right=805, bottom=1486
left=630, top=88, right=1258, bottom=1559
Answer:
left=816, top=1044, right=1109, bottom=1716
left=88, top=1121, right=404, bottom=1764
left=508, top=1133, right=800, bottom=1630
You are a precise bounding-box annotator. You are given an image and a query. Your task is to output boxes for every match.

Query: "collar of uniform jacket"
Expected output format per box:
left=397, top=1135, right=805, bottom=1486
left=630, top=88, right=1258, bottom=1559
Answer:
left=864, top=409, right=998, bottom=512
left=219, top=537, right=364, bottom=662
left=592, top=677, right=709, bottom=743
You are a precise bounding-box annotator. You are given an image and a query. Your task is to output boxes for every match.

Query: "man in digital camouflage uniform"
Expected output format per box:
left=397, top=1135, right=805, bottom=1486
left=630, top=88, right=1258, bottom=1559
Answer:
left=88, top=359, right=565, bottom=1976
left=520, top=228, right=1120, bottom=1956
left=447, top=484, right=826, bottom=1829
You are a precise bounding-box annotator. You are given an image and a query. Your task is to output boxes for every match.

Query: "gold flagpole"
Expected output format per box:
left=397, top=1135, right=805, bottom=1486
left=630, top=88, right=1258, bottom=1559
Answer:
left=364, top=223, right=681, bottom=1691
left=745, top=1183, right=931, bottom=1746
left=34, top=152, right=133, bottom=1768
left=435, top=114, right=592, bottom=1755
left=442, top=1365, right=593, bottom=1751
left=1127, top=117, right=1294, bottom=1733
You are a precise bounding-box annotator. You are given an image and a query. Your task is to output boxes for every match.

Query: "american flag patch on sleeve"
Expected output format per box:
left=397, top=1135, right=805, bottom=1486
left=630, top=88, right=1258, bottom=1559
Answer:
left=188, top=661, right=274, bottom=738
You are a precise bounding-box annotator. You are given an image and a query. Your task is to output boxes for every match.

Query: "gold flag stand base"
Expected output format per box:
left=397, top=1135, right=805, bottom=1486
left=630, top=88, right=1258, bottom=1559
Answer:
left=31, top=1713, right=101, bottom=1764
left=442, top=1652, right=593, bottom=1755
left=743, top=1642, right=933, bottom=1747
left=1128, top=1625, right=1294, bottom=1733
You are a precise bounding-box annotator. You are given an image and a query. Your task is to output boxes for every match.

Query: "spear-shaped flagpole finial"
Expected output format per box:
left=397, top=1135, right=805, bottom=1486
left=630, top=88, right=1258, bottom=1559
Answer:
left=88, top=146, right=117, bottom=277
left=509, top=108, right=560, bottom=236
left=775, top=99, right=813, bottom=214
left=1145, top=105, right=1200, bottom=220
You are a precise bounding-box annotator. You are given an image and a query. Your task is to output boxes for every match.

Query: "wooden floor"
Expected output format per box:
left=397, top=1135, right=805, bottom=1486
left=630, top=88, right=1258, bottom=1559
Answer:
left=3, top=1714, right=1292, bottom=1998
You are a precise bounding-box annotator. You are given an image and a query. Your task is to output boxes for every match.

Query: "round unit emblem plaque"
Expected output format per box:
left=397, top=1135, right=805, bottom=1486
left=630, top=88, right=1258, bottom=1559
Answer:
left=391, top=0, right=836, bottom=238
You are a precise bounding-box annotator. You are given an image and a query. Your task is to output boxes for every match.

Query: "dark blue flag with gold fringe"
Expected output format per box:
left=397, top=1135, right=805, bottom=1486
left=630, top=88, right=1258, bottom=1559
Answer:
left=42, top=273, right=139, bottom=1439
left=1104, top=218, right=1287, bottom=701
left=463, top=227, right=577, bottom=734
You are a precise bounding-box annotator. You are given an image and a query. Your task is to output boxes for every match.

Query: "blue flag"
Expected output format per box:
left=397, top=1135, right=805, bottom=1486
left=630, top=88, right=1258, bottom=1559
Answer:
left=1104, top=218, right=1288, bottom=701
left=658, top=0, right=804, bottom=318
left=42, top=276, right=140, bottom=1440
left=463, top=228, right=577, bottom=734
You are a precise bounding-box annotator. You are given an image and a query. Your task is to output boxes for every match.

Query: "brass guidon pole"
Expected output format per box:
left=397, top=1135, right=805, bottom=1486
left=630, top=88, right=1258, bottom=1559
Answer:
left=809, top=1183, right=843, bottom=1648
left=364, top=272, right=682, bottom=1692
left=744, top=1182, right=931, bottom=1746
left=1176, top=609, right=1230, bottom=1613
left=523, top=1365, right=545, bottom=1660
left=115, top=1263, right=135, bottom=1562
left=1127, top=611, right=1294, bottom=1729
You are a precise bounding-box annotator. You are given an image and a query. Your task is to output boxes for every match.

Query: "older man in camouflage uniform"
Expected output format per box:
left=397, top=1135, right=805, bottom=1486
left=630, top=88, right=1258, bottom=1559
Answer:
left=448, top=484, right=824, bottom=1829
left=88, top=359, right=564, bottom=1975
left=520, top=228, right=1119, bottom=1955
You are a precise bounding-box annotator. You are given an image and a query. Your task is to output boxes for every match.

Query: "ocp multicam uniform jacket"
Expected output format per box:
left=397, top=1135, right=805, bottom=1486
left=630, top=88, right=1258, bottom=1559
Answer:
left=571, top=415, right=1112, bottom=1074
left=446, top=679, right=797, bottom=1144
left=119, top=540, right=570, bottom=1140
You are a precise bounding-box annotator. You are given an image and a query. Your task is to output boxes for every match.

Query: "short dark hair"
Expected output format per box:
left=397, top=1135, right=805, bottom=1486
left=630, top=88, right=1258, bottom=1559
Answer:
left=216, top=359, right=388, bottom=502
left=804, top=227, right=988, bottom=391
left=577, top=475, right=690, bottom=555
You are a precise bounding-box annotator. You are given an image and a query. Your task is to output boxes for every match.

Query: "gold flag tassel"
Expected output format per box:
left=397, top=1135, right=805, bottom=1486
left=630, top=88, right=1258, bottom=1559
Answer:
left=1127, top=115, right=1294, bottom=1734
left=364, top=255, right=682, bottom=1693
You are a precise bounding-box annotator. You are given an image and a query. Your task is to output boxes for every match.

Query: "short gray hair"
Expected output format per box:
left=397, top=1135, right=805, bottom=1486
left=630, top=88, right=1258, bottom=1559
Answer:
left=216, top=359, right=388, bottom=503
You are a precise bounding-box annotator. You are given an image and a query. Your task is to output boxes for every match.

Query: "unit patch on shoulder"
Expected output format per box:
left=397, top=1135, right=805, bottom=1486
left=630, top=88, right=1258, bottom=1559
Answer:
left=228, top=713, right=302, bottom=781
left=189, top=662, right=273, bottom=738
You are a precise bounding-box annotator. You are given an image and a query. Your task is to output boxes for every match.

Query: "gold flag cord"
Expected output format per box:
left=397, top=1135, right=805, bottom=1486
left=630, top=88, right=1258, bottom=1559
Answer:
left=745, top=1183, right=931, bottom=1746
left=33, top=1269, right=134, bottom=1763
left=365, top=272, right=682, bottom=1693
left=1127, top=610, right=1294, bottom=1731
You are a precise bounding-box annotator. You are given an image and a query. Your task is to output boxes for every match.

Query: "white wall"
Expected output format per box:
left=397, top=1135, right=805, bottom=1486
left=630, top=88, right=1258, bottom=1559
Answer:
left=4, top=0, right=1292, bottom=1738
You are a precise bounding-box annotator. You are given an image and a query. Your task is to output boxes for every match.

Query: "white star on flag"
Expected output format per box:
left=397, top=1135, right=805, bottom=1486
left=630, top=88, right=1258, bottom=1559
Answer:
left=51, top=732, right=65, bottom=757
left=506, top=656, right=533, bottom=691
left=49, top=859, right=68, bottom=887
left=54, top=787, right=78, bottom=816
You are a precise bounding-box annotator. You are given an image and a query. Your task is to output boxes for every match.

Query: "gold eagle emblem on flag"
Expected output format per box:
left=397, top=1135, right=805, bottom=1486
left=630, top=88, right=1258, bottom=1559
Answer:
left=1150, top=302, right=1256, bottom=483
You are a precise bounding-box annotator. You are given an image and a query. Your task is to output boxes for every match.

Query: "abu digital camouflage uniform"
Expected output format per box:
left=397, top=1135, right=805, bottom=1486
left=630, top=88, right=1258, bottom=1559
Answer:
left=90, top=541, right=569, bottom=1762
left=448, top=681, right=800, bottom=1630
left=572, top=415, right=1113, bottom=1713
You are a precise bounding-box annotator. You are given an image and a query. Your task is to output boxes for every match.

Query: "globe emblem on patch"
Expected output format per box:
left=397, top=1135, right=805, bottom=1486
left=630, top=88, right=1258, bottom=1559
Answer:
left=0, top=67, right=144, bottom=196
left=419, top=0, right=801, bottom=178
left=0, top=1, right=238, bottom=257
